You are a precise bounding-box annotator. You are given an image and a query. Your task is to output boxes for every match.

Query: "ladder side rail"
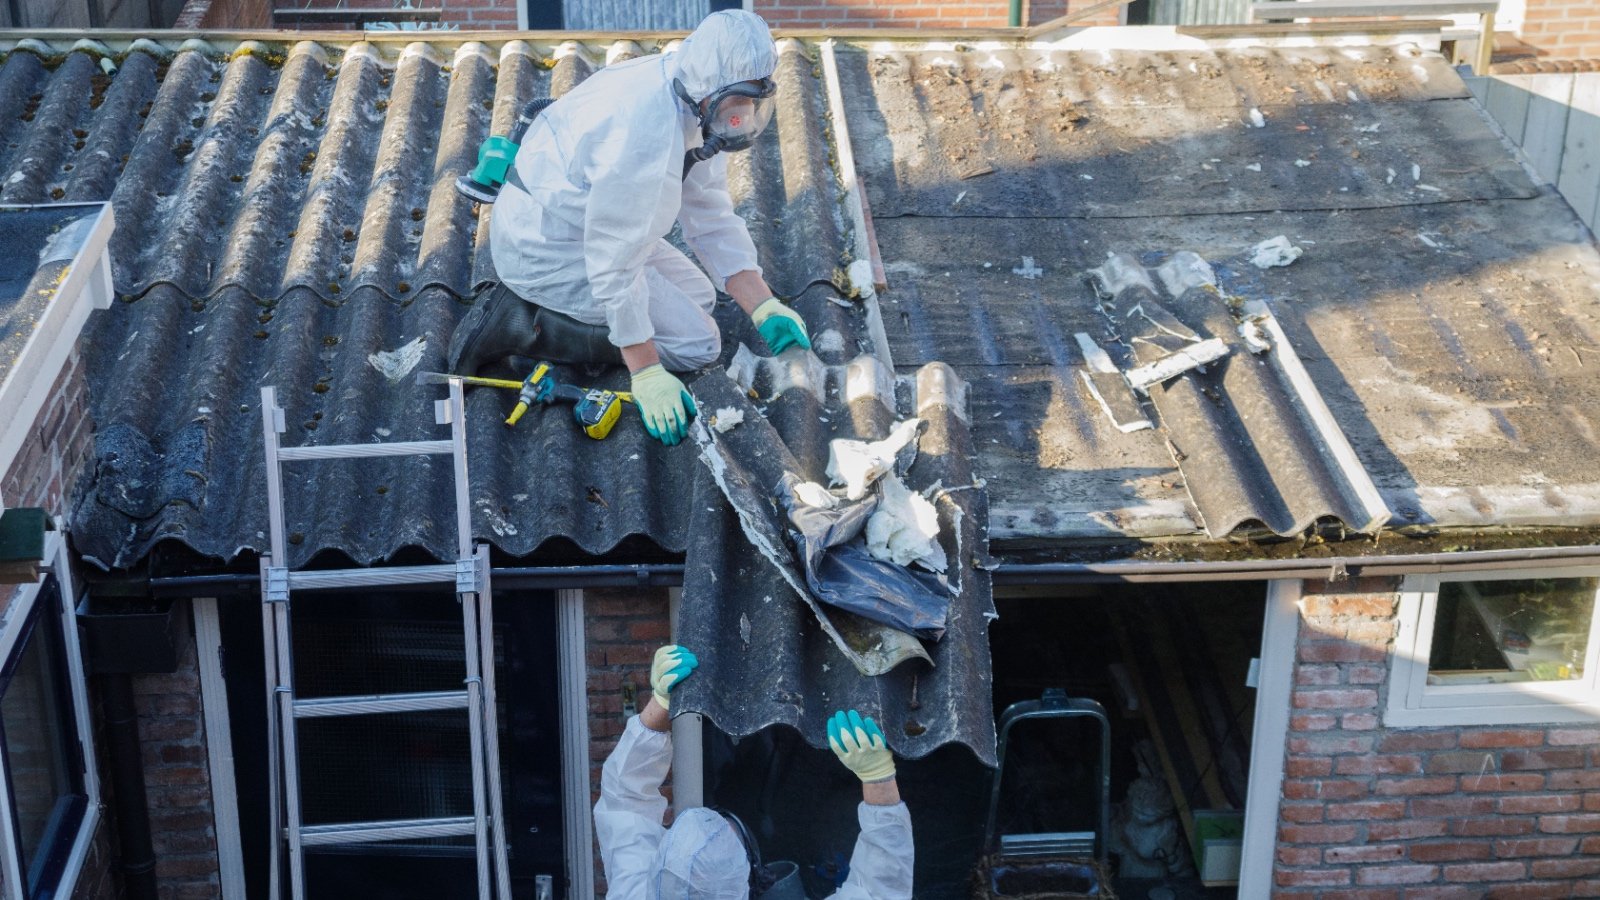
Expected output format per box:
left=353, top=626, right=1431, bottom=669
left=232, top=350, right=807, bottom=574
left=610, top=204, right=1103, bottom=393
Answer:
left=475, top=546, right=513, bottom=896
left=260, top=560, right=283, bottom=900
left=276, top=596, right=307, bottom=900
left=462, top=590, right=493, bottom=900
left=449, top=380, right=493, bottom=900
left=259, top=390, right=289, bottom=900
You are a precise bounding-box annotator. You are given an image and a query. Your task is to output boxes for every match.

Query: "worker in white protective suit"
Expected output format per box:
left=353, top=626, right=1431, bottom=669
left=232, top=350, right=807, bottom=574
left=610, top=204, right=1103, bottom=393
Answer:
left=596, top=645, right=914, bottom=899
left=449, top=10, right=811, bottom=447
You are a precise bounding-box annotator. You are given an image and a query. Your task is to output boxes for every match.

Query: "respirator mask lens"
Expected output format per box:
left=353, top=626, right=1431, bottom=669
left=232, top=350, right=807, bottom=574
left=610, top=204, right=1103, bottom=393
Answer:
left=704, top=79, right=776, bottom=152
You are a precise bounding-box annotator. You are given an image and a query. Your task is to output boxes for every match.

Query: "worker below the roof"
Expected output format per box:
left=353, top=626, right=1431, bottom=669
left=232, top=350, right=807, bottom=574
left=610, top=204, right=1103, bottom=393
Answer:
left=449, top=10, right=811, bottom=447
left=596, top=645, right=914, bottom=899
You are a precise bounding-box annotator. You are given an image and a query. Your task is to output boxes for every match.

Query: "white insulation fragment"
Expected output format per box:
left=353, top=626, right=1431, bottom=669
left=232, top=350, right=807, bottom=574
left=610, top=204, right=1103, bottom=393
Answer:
left=865, top=474, right=946, bottom=572
left=792, top=482, right=839, bottom=509
left=711, top=407, right=745, bottom=433
left=367, top=336, right=427, bottom=383
left=826, top=418, right=922, bottom=500
left=1239, top=317, right=1272, bottom=353
left=1250, top=235, right=1303, bottom=269
left=847, top=259, right=876, bottom=299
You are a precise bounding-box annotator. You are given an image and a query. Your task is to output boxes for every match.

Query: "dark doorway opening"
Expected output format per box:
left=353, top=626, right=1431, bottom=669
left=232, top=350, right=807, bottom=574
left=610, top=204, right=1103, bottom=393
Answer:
left=701, top=581, right=1267, bottom=898
left=988, top=583, right=1266, bottom=900
left=220, top=587, right=565, bottom=899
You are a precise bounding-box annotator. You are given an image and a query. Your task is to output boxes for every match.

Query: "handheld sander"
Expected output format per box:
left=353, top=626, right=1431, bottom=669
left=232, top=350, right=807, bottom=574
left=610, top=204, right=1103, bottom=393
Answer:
left=455, top=96, right=557, bottom=204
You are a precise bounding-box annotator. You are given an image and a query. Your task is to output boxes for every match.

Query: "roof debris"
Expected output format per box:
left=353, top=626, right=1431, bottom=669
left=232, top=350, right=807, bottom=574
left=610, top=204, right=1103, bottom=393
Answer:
left=1249, top=235, right=1304, bottom=269
left=826, top=417, right=922, bottom=500
left=710, top=406, right=745, bottom=433
left=866, top=473, right=946, bottom=572
left=366, top=336, right=426, bottom=383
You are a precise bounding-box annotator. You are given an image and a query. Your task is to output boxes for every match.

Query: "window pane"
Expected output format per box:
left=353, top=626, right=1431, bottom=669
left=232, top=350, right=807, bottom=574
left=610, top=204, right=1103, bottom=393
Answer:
left=1, top=587, right=85, bottom=892
left=1429, top=578, right=1598, bottom=685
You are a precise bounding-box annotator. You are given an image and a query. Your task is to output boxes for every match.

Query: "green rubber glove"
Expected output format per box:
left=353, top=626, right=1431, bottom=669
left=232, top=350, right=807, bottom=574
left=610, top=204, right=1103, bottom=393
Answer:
left=650, top=645, right=698, bottom=710
left=630, top=364, right=698, bottom=446
left=827, top=709, right=896, bottom=783
left=752, top=297, right=811, bottom=355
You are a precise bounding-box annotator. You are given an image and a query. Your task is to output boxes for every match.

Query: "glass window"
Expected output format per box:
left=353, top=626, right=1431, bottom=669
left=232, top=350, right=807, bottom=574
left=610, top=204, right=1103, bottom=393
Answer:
left=1428, top=578, right=1597, bottom=686
left=0, top=576, right=88, bottom=898
left=1389, top=570, right=1600, bottom=727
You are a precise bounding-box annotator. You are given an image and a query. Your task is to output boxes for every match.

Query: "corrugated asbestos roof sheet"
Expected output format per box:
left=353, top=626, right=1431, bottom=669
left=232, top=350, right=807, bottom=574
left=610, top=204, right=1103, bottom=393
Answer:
left=0, top=33, right=997, bottom=760
left=833, top=38, right=1600, bottom=541
left=0, top=35, right=852, bottom=569
left=5, top=29, right=1600, bottom=567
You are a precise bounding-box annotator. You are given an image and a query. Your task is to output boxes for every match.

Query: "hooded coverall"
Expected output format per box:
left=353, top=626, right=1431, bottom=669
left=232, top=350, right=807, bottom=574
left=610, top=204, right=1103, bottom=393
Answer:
left=595, top=716, right=916, bottom=900
left=489, top=11, right=773, bottom=372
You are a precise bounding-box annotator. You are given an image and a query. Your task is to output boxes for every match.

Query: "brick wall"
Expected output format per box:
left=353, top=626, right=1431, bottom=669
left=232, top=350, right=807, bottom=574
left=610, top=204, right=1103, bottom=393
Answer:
left=130, top=627, right=220, bottom=899
left=174, top=0, right=272, bottom=29
left=0, top=345, right=114, bottom=900
left=1275, top=577, right=1600, bottom=897
left=1520, top=0, right=1600, bottom=62
left=755, top=0, right=1120, bottom=29
left=2, top=348, right=94, bottom=528
left=584, top=587, right=672, bottom=896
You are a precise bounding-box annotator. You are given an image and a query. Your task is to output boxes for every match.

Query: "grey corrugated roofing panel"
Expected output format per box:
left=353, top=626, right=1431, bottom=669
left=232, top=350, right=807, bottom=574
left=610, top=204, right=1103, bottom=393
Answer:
left=0, top=39, right=845, bottom=304
left=0, top=35, right=853, bottom=567
left=677, top=361, right=996, bottom=765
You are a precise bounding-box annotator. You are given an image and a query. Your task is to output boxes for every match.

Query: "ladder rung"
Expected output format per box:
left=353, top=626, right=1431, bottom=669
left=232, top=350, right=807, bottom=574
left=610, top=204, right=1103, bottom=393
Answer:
left=277, top=440, right=453, bottom=462
left=288, top=564, right=457, bottom=590
left=293, top=690, right=471, bottom=718
left=299, top=816, right=477, bottom=846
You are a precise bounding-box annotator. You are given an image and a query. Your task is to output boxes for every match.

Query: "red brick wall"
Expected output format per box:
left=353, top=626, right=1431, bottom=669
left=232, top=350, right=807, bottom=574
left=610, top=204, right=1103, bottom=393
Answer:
left=173, top=0, right=271, bottom=28
left=1521, top=0, right=1600, bottom=62
left=1275, top=578, right=1600, bottom=897
left=0, top=346, right=114, bottom=900
left=584, top=587, right=672, bottom=896
left=131, top=628, right=220, bottom=899
left=755, top=0, right=1121, bottom=28
left=2, top=348, right=94, bottom=527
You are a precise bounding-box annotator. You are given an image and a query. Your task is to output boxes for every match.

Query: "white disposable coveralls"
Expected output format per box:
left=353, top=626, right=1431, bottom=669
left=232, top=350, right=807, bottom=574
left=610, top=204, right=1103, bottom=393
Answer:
left=489, top=11, right=774, bottom=372
left=595, top=716, right=915, bottom=900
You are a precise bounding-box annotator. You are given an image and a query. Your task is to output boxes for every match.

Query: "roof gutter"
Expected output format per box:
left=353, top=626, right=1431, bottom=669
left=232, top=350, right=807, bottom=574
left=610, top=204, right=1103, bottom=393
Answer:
left=144, top=544, right=1600, bottom=596
left=990, top=544, right=1600, bottom=583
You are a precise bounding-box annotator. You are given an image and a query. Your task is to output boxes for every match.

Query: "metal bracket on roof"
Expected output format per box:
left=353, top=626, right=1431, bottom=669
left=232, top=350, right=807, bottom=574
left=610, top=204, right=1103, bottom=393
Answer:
left=455, top=557, right=479, bottom=595
left=264, top=567, right=290, bottom=604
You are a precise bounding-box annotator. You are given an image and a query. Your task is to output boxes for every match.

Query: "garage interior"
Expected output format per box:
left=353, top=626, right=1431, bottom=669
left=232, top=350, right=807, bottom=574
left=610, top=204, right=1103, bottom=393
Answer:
left=705, top=580, right=1268, bottom=899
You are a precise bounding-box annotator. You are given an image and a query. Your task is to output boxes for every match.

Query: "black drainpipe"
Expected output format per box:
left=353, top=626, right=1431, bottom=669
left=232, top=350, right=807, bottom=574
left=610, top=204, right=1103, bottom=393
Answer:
left=101, top=675, right=158, bottom=900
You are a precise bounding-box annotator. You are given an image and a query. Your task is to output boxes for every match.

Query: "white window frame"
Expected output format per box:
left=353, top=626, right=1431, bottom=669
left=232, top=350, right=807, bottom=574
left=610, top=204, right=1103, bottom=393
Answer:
left=0, top=530, right=101, bottom=900
left=1388, top=567, right=1600, bottom=727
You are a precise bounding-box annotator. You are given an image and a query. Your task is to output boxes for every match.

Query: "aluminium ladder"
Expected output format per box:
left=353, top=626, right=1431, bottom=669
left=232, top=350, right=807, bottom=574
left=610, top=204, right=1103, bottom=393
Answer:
left=258, top=380, right=512, bottom=900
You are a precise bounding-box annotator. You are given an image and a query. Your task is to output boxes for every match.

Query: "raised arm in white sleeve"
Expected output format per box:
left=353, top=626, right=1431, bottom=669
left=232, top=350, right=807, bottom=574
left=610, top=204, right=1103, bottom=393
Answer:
left=830, top=802, right=914, bottom=900
left=679, top=150, right=762, bottom=290
left=593, top=716, right=674, bottom=900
